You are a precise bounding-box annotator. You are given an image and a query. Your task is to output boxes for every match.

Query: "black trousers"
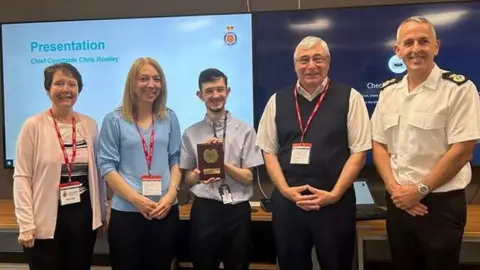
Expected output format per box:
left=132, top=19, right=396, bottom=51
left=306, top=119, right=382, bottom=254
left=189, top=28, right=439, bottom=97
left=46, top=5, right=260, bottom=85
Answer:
left=190, top=197, right=252, bottom=270
left=271, top=189, right=356, bottom=270
left=23, top=194, right=97, bottom=270
left=108, top=205, right=179, bottom=270
left=386, top=189, right=467, bottom=270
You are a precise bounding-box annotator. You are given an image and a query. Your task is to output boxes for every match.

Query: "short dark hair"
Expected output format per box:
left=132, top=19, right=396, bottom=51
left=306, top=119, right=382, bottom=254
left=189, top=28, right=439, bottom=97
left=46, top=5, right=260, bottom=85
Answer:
left=44, top=63, right=83, bottom=93
left=198, top=68, right=228, bottom=90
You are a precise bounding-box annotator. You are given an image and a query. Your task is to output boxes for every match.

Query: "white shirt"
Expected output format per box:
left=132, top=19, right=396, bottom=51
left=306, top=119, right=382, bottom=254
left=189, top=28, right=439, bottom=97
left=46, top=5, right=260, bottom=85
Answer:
left=256, top=77, right=372, bottom=154
left=371, top=64, right=480, bottom=192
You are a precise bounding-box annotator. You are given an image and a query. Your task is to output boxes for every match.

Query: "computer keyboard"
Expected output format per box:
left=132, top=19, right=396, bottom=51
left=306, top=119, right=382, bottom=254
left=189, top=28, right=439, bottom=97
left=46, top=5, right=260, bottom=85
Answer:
left=356, top=206, right=387, bottom=221
left=260, top=198, right=273, bottom=212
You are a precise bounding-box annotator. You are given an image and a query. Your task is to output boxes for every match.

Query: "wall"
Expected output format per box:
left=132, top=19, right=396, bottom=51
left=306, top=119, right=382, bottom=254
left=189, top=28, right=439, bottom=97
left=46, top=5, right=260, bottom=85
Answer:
left=1, top=0, right=479, bottom=264
left=0, top=0, right=468, bottom=23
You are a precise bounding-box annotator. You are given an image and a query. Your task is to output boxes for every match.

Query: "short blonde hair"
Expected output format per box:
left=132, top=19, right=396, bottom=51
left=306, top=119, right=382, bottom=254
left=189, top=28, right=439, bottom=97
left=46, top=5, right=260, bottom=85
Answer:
left=119, top=57, right=167, bottom=122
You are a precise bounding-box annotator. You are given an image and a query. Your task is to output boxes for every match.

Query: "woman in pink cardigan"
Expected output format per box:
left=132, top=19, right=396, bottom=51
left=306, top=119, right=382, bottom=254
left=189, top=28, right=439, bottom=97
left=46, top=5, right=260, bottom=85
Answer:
left=13, top=63, right=107, bottom=270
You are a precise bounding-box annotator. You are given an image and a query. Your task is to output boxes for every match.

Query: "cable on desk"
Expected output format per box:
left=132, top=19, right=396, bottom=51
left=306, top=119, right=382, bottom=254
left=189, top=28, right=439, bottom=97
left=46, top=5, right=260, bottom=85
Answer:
left=256, top=167, right=269, bottom=199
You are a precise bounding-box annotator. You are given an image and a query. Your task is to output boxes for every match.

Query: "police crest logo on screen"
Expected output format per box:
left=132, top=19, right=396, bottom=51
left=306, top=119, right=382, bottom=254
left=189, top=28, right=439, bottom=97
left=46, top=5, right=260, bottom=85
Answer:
left=224, top=25, right=237, bottom=45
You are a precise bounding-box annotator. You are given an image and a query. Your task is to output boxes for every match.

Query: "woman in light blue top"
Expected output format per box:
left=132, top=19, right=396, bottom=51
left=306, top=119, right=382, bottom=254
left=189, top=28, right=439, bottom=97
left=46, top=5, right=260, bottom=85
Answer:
left=98, top=57, right=181, bottom=270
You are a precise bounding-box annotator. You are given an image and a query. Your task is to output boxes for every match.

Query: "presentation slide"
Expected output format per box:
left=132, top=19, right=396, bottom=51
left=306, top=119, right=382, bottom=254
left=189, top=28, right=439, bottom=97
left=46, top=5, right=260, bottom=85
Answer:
left=1, top=14, right=253, bottom=167
left=253, top=1, right=480, bottom=165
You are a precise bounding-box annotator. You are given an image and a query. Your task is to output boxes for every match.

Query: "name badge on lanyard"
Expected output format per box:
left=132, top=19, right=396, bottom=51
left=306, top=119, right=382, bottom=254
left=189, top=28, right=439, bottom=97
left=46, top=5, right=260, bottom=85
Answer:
left=141, top=175, right=162, bottom=196
left=59, top=181, right=81, bottom=206
left=136, top=115, right=162, bottom=196
left=290, top=143, right=312, bottom=165
left=50, top=109, right=81, bottom=206
left=219, top=184, right=233, bottom=204
left=290, top=80, right=330, bottom=165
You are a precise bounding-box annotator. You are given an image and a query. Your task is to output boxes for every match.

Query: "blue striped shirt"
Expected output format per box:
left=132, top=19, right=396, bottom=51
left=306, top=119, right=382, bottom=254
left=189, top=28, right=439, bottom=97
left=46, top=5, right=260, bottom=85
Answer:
left=180, top=112, right=264, bottom=203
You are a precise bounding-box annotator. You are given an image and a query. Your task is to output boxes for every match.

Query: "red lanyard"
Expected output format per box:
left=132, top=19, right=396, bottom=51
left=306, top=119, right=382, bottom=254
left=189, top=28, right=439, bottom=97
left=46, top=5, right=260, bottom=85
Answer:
left=50, top=109, right=76, bottom=182
left=135, top=115, right=155, bottom=175
left=294, top=79, right=330, bottom=142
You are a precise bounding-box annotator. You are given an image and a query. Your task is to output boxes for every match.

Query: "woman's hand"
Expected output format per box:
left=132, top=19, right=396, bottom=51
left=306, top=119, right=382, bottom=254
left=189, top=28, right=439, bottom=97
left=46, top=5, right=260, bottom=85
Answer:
left=132, top=195, right=157, bottom=220
left=150, top=191, right=177, bottom=220
left=18, top=229, right=36, bottom=248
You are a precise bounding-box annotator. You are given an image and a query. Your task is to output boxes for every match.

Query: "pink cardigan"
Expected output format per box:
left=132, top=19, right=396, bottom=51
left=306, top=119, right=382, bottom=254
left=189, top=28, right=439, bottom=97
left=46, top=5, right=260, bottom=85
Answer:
left=13, top=111, right=106, bottom=239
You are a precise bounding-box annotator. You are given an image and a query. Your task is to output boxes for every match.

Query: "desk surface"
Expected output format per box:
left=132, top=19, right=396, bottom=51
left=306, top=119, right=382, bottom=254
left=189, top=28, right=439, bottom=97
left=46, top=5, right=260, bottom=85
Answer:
left=356, top=205, right=480, bottom=238
left=0, top=200, right=18, bottom=230
left=2, top=200, right=480, bottom=238
left=0, top=200, right=273, bottom=230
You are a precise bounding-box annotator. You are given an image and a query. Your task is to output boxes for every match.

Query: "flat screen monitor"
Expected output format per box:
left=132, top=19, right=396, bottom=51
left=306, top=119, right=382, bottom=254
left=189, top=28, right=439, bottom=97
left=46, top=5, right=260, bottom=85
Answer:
left=1, top=13, right=253, bottom=168
left=253, top=1, right=480, bottom=165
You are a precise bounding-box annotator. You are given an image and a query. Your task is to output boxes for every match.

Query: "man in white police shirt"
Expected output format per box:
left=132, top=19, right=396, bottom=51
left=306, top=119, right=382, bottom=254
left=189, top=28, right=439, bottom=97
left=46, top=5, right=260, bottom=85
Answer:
left=256, top=36, right=371, bottom=270
left=372, top=16, right=480, bottom=270
left=180, top=68, right=264, bottom=270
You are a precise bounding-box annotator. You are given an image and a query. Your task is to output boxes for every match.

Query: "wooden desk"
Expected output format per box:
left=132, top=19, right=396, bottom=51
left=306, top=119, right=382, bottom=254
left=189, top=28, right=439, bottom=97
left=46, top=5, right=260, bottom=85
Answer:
left=0, top=200, right=273, bottom=230
left=355, top=205, right=480, bottom=270
left=0, top=200, right=18, bottom=232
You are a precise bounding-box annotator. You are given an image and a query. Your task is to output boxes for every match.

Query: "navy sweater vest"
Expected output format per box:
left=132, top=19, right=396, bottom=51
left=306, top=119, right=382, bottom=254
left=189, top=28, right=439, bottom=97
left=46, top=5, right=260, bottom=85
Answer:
left=275, top=81, right=352, bottom=192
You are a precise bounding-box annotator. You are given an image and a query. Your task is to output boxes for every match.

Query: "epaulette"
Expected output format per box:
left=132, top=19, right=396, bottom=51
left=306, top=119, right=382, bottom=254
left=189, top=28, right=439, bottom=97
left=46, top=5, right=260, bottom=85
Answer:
left=380, top=77, right=401, bottom=91
left=442, top=72, right=469, bottom=86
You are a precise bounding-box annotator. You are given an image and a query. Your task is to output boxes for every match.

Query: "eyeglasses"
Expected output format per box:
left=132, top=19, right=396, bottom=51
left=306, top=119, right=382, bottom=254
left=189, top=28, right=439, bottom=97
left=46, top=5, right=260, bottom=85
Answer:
left=296, top=55, right=329, bottom=65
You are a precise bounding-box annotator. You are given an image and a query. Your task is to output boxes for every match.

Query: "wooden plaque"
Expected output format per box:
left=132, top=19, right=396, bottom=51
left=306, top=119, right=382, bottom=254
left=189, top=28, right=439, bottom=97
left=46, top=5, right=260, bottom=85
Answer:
left=197, top=142, right=225, bottom=181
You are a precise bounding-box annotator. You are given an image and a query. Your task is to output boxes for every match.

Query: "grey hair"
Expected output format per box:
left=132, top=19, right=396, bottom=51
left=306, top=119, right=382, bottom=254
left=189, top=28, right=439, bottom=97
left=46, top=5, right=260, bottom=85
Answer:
left=293, top=36, right=330, bottom=60
left=396, top=16, right=437, bottom=42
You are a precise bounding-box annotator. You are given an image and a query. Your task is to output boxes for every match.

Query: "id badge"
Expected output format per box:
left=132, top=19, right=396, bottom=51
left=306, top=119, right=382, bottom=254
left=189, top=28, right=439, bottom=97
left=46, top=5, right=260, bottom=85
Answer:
left=219, top=184, right=233, bottom=204
left=290, top=143, right=312, bottom=165
left=59, top=181, right=81, bottom=206
left=141, top=175, right=162, bottom=196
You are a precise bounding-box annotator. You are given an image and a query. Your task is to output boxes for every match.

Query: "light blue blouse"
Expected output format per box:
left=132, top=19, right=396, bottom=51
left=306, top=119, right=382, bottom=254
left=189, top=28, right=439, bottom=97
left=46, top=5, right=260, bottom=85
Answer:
left=98, top=109, right=181, bottom=212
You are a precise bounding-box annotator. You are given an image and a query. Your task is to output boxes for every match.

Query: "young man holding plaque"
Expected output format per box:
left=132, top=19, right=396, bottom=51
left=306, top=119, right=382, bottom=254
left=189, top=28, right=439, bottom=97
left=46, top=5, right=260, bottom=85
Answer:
left=180, top=68, right=264, bottom=270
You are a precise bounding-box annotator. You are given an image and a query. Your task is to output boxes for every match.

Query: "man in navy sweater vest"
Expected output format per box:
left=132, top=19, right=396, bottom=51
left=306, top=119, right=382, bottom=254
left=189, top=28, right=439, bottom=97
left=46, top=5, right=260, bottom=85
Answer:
left=256, top=36, right=372, bottom=270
